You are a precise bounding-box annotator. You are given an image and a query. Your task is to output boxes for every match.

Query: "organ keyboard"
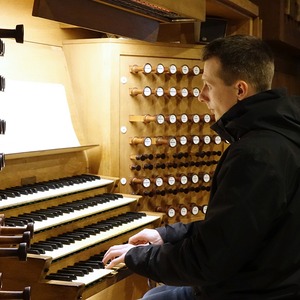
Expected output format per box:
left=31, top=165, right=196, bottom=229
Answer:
left=0, top=149, right=163, bottom=300
left=0, top=174, right=113, bottom=210
left=5, top=193, right=137, bottom=231
left=29, top=212, right=160, bottom=260
left=46, top=253, right=116, bottom=284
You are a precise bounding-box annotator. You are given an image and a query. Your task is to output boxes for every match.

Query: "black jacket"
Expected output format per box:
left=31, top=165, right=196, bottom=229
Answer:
left=125, top=89, right=300, bottom=299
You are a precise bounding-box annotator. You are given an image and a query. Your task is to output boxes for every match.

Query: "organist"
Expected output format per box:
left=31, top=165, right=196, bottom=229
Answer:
left=102, top=35, right=300, bottom=300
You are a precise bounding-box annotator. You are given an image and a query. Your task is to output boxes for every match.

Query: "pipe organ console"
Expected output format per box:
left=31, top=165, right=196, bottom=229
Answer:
left=63, top=39, right=228, bottom=225
left=0, top=154, right=163, bottom=299
left=0, top=37, right=228, bottom=299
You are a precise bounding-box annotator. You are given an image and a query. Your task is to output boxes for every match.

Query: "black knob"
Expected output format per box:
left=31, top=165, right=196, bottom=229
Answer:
left=0, top=24, right=24, bottom=43
left=0, top=39, right=4, bottom=56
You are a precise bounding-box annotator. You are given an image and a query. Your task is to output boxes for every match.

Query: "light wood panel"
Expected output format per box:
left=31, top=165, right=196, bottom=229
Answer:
left=86, top=273, right=149, bottom=300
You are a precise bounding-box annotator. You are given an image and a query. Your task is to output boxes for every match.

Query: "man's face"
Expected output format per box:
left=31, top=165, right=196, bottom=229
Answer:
left=199, top=57, right=239, bottom=121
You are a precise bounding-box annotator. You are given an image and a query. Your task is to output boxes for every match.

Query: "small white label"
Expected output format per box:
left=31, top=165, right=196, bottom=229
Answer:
left=142, top=178, right=151, bottom=188
left=120, top=178, right=127, bottom=185
left=180, top=175, right=188, bottom=185
left=143, top=86, right=152, bottom=97
left=144, top=137, right=152, bottom=147
left=156, top=87, right=164, bottom=97
left=203, top=135, right=211, bottom=144
left=203, top=173, right=210, bottom=183
left=144, top=63, right=152, bottom=74
left=204, top=114, right=211, bottom=123
left=181, top=65, right=189, bottom=74
left=192, top=136, right=200, bottom=145
left=120, top=126, right=127, bottom=134
left=181, top=88, right=189, bottom=97
left=155, top=177, right=163, bottom=187
left=191, top=174, right=199, bottom=184
left=192, top=65, right=201, bottom=76
left=156, top=114, right=165, bottom=125
left=156, top=64, right=165, bottom=74
left=169, top=114, right=177, bottom=124
left=169, top=87, right=177, bottom=97
left=169, top=64, right=177, bottom=74
left=214, top=136, right=222, bottom=144
left=181, top=114, right=188, bottom=123
left=180, top=136, right=187, bottom=145
left=193, top=87, right=200, bottom=97
left=191, top=206, right=199, bottom=215
left=193, top=114, right=200, bottom=123
left=120, top=76, right=127, bottom=84
left=169, top=137, right=177, bottom=148
left=168, top=176, right=175, bottom=185
left=167, top=207, right=176, bottom=218
left=180, top=207, right=188, bottom=216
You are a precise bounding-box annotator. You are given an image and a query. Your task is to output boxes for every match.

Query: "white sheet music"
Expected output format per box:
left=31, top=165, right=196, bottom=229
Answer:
left=0, top=79, right=80, bottom=153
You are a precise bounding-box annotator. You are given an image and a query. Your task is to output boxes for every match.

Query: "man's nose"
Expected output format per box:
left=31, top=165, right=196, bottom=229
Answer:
left=198, top=93, right=204, bottom=102
left=198, top=91, right=208, bottom=103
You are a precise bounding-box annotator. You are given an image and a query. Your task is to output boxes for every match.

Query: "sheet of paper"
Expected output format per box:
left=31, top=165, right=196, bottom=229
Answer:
left=0, top=79, right=80, bottom=154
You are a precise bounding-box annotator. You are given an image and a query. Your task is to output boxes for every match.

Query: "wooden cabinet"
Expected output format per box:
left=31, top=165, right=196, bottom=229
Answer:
left=158, top=0, right=260, bottom=43
left=252, top=0, right=300, bottom=95
left=205, top=0, right=260, bottom=36
left=252, top=0, right=300, bottom=52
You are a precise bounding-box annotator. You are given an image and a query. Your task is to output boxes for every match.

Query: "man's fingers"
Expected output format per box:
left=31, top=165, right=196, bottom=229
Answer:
left=102, top=244, right=135, bottom=267
left=105, top=255, right=123, bottom=269
left=102, top=246, right=122, bottom=264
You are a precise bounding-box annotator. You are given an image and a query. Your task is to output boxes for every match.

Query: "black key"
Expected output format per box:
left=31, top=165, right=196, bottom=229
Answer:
left=46, top=273, right=75, bottom=281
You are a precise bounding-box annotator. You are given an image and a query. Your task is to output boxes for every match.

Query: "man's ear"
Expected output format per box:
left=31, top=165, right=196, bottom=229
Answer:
left=235, top=81, right=249, bottom=100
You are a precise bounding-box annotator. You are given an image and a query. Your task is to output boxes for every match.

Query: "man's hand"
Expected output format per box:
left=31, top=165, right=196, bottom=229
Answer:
left=129, top=228, right=164, bottom=246
left=102, top=229, right=163, bottom=269
left=102, top=244, right=136, bottom=269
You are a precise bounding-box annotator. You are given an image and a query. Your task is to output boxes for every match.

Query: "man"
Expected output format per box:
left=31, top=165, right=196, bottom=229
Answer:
left=102, top=35, right=300, bottom=299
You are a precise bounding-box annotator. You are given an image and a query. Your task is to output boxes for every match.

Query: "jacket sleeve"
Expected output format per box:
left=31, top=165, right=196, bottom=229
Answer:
left=156, top=221, right=195, bottom=244
left=125, top=141, right=286, bottom=286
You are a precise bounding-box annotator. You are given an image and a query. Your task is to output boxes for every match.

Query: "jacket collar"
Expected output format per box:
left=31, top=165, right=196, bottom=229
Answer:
left=211, top=89, right=287, bottom=143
